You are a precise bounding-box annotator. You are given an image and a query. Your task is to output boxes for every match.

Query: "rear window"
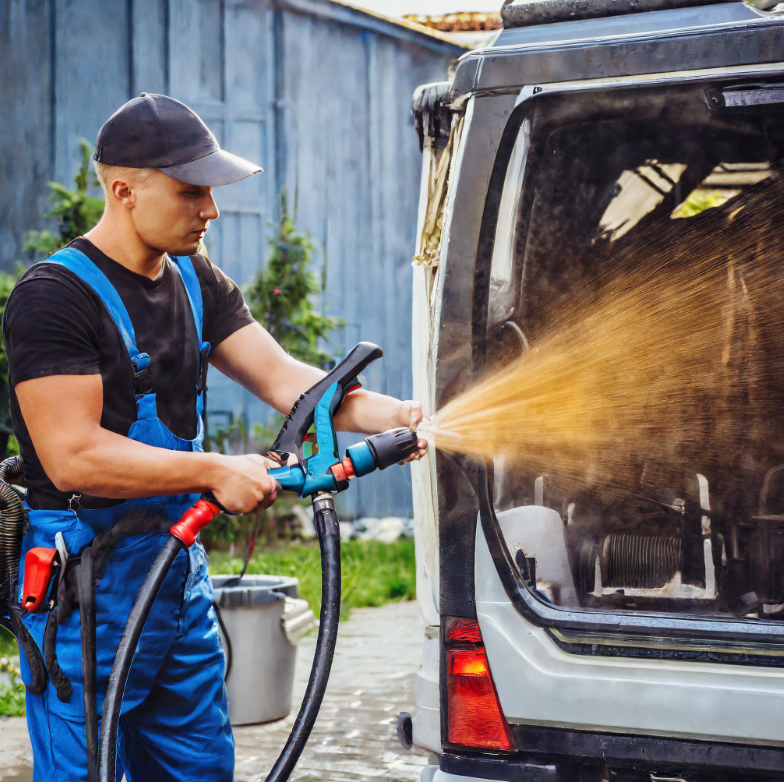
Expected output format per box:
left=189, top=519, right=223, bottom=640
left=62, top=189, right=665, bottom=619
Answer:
left=485, top=81, right=784, bottom=621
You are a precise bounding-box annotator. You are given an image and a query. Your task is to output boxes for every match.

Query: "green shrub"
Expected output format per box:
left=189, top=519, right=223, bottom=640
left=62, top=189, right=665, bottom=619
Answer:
left=23, top=139, right=104, bottom=257
left=244, top=193, right=342, bottom=369
left=0, top=269, right=22, bottom=457
left=0, top=628, right=24, bottom=717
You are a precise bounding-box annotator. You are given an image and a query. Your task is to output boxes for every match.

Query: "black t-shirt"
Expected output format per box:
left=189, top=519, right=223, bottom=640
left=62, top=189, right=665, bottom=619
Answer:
left=3, top=237, right=254, bottom=509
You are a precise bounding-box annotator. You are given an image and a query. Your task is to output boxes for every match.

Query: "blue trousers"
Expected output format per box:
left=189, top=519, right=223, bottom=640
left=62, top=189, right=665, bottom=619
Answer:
left=18, top=500, right=234, bottom=782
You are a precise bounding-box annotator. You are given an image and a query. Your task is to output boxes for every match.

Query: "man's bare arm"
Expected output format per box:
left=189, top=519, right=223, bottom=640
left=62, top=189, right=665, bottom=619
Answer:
left=16, top=373, right=278, bottom=513
left=210, top=323, right=429, bottom=451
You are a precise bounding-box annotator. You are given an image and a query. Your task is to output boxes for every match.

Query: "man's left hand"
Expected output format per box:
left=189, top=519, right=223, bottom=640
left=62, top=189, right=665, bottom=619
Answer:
left=395, top=401, right=429, bottom=464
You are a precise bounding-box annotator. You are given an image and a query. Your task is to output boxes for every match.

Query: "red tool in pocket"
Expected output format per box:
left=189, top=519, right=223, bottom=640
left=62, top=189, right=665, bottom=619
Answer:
left=22, top=547, right=59, bottom=613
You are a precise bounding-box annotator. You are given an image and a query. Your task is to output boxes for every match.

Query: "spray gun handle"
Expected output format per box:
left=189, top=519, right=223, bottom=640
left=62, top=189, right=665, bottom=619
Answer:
left=270, top=342, right=384, bottom=465
left=201, top=492, right=234, bottom=516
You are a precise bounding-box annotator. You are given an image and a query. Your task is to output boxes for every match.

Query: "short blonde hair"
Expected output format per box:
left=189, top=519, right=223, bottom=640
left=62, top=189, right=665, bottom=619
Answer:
left=94, top=161, right=155, bottom=197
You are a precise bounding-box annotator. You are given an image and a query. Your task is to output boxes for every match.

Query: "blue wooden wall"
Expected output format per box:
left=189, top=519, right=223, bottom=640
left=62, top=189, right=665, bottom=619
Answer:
left=0, top=0, right=459, bottom=518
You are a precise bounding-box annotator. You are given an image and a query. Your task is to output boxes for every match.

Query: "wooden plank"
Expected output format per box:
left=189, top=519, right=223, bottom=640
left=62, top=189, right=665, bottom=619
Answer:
left=53, top=0, right=131, bottom=184
left=169, top=0, right=225, bottom=104
left=0, top=0, right=53, bottom=268
left=278, top=0, right=466, bottom=55
left=132, top=0, right=169, bottom=95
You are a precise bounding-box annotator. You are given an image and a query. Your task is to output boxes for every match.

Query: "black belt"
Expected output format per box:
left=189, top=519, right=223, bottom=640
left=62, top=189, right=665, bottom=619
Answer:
left=27, top=490, right=124, bottom=512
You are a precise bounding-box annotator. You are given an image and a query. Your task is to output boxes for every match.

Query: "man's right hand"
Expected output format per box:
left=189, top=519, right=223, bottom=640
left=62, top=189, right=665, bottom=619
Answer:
left=211, top=454, right=281, bottom=515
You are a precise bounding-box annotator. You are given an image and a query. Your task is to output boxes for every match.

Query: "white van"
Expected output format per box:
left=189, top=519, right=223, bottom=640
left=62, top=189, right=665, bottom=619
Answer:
left=402, top=0, right=784, bottom=779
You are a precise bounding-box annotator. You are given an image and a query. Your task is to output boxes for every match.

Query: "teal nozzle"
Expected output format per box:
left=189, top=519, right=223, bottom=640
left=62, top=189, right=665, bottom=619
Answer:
left=345, top=441, right=376, bottom=477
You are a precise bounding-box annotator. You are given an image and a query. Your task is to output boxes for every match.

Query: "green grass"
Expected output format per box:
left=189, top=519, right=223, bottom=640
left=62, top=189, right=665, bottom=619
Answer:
left=0, top=626, right=25, bottom=717
left=0, top=679, right=25, bottom=717
left=208, top=538, right=416, bottom=619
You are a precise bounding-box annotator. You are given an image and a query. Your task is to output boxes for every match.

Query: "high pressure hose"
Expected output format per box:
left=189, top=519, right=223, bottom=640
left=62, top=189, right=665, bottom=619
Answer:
left=78, top=546, right=99, bottom=782
left=98, top=495, right=342, bottom=782
left=98, top=536, right=184, bottom=782
left=264, top=493, right=341, bottom=782
left=0, top=456, right=25, bottom=593
left=98, top=500, right=220, bottom=782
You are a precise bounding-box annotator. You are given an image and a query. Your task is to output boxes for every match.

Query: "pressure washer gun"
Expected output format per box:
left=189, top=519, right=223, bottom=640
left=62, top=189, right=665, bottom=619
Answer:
left=97, top=342, right=419, bottom=782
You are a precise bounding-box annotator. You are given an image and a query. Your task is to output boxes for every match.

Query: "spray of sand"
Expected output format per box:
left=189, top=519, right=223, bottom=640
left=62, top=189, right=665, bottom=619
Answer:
left=419, top=175, right=784, bottom=497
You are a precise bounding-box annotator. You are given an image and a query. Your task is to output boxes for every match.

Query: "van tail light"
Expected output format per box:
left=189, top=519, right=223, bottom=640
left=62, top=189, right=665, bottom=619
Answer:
left=446, top=617, right=516, bottom=752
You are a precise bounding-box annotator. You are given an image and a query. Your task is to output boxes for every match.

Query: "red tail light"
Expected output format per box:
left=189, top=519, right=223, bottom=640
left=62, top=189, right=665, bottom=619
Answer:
left=446, top=618, right=516, bottom=752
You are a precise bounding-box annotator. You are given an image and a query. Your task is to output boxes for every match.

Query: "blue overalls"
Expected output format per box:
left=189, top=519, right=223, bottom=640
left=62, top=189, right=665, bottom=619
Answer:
left=16, top=247, right=234, bottom=781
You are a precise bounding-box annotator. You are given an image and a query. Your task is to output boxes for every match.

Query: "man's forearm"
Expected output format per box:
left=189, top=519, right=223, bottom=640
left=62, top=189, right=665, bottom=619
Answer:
left=52, top=425, right=224, bottom=498
left=210, top=323, right=412, bottom=435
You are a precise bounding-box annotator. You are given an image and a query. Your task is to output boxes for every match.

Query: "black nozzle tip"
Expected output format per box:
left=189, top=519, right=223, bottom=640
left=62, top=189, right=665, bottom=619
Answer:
left=366, top=427, right=419, bottom=471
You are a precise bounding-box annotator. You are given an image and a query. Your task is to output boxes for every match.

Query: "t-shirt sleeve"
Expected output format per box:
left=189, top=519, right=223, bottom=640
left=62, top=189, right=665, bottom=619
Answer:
left=3, top=268, right=104, bottom=387
left=194, top=255, right=255, bottom=348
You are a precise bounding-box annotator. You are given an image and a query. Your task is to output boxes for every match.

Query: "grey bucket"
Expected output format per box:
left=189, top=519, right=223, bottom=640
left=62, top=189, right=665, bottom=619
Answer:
left=211, top=575, right=316, bottom=726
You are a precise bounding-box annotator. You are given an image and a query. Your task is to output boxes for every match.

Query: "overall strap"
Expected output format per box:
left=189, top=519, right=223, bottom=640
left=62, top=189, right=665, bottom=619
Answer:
left=44, top=248, right=153, bottom=393
left=171, top=256, right=211, bottom=413
left=171, top=256, right=204, bottom=344
left=44, top=247, right=142, bottom=364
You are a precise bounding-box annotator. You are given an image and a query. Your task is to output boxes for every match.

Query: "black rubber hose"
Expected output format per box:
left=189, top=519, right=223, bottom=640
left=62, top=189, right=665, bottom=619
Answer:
left=98, top=536, right=184, bottom=782
left=0, top=456, right=25, bottom=592
left=265, top=495, right=341, bottom=782
left=213, top=600, right=233, bottom=680
left=78, top=547, right=99, bottom=782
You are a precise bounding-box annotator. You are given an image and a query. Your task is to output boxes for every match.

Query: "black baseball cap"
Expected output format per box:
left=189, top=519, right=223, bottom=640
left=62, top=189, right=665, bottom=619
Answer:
left=93, top=93, right=262, bottom=186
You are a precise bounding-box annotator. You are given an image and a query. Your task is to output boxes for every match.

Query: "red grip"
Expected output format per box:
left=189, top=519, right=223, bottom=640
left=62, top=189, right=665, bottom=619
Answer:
left=22, top=547, right=58, bottom=613
left=170, top=500, right=221, bottom=548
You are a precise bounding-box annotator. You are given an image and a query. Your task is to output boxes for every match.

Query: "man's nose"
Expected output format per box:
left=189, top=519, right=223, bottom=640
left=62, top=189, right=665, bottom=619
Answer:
left=200, top=193, right=219, bottom=221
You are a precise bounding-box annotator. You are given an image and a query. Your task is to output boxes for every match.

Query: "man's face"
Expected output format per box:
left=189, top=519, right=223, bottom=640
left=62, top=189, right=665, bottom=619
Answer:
left=129, top=169, right=219, bottom=255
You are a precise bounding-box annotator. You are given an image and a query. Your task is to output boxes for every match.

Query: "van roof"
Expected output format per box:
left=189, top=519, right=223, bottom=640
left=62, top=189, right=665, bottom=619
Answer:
left=450, top=1, right=784, bottom=101
left=503, top=0, right=737, bottom=29
left=494, top=0, right=766, bottom=46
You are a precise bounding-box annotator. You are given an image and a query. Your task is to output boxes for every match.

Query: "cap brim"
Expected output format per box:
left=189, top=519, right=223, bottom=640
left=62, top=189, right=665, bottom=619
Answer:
left=158, top=149, right=262, bottom=187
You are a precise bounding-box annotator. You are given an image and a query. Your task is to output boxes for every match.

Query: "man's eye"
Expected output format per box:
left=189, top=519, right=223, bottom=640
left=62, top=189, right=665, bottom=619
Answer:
left=183, top=190, right=200, bottom=197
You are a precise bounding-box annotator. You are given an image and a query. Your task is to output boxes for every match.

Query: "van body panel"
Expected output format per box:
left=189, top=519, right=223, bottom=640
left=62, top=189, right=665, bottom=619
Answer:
left=476, top=522, right=784, bottom=746
left=412, top=626, right=442, bottom=754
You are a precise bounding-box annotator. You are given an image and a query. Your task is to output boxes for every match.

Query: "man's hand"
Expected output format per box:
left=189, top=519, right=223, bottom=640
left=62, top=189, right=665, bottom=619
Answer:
left=395, top=400, right=429, bottom=464
left=210, top=454, right=281, bottom=515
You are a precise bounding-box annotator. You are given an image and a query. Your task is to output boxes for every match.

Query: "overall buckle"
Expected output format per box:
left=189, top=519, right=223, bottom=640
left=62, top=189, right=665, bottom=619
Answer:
left=197, top=343, right=211, bottom=394
left=133, top=352, right=154, bottom=395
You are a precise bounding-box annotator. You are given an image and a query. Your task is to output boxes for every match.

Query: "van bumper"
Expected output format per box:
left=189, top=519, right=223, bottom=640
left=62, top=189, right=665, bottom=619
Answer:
left=428, top=768, right=557, bottom=782
left=422, top=754, right=558, bottom=782
left=426, top=740, right=784, bottom=781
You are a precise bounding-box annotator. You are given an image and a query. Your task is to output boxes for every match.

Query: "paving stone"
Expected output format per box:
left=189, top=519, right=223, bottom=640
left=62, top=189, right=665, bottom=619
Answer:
left=0, top=600, right=430, bottom=782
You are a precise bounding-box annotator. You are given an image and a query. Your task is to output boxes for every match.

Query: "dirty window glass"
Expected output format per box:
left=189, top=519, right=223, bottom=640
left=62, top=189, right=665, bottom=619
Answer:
left=487, top=82, right=784, bottom=621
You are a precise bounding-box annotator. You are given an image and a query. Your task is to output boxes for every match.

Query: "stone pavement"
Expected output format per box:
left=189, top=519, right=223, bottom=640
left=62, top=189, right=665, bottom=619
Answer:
left=0, top=600, right=431, bottom=781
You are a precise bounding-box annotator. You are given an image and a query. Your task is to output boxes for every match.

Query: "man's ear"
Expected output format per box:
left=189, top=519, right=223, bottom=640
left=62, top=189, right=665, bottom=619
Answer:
left=110, top=180, right=136, bottom=209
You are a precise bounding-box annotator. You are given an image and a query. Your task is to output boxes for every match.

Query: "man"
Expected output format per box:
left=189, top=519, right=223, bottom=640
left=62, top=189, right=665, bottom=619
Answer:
left=3, top=93, right=427, bottom=781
